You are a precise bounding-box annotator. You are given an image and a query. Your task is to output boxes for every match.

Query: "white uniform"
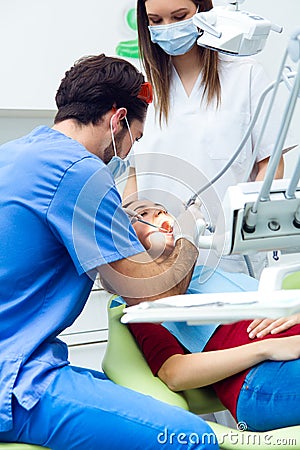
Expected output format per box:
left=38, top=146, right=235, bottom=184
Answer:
left=130, top=55, right=295, bottom=277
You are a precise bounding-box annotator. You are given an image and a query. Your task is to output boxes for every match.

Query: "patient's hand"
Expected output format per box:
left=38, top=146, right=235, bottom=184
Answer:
left=247, top=314, right=300, bottom=339
left=264, top=335, right=300, bottom=361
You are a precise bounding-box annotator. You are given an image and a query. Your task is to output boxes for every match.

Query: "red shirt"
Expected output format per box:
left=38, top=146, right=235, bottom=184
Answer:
left=128, top=321, right=300, bottom=419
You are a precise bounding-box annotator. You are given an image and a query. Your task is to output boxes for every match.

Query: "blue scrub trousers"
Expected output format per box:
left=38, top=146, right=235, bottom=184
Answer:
left=0, top=365, right=219, bottom=450
left=236, top=359, right=300, bottom=431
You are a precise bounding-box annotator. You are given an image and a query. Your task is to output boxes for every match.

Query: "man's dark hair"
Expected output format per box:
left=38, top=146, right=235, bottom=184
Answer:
left=54, top=54, right=147, bottom=126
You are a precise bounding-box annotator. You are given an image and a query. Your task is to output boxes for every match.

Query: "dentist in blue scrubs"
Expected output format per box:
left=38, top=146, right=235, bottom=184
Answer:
left=0, top=54, right=218, bottom=450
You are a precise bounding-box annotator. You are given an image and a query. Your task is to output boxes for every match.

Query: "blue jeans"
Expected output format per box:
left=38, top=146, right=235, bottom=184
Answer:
left=236, top=359, right=300, bottom=431
left=0, top=365, right=218, bottom=450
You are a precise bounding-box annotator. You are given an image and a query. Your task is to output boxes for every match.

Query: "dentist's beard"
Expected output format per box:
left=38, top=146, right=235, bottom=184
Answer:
left=103, top=128, right=126, bottom=164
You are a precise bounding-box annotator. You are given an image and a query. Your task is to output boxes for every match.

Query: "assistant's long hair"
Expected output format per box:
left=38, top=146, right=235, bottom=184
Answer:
left=137, top=0, right=221, bottom=125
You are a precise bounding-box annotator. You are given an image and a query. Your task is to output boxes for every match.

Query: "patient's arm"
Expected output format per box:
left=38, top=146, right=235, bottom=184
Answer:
left=247, top=314, right=300, bottom=338
left=129, top=322, right=300, bottom=392
left=158, top=336, right=300, bottom=392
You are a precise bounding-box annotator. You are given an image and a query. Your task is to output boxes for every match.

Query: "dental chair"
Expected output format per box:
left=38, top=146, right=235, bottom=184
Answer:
left=102, top=274, right=300, bottom=450
left=0, top=445, right=45, bottom=449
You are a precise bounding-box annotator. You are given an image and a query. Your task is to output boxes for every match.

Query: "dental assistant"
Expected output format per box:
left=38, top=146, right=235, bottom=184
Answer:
left=124, top=0, right=295, bottom=278
left=0, top=54, right=218, bottom=450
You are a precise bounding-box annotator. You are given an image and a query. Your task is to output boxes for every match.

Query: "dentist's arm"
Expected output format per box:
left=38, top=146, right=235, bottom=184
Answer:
left=98, top=204, right=201, bottom=306
left=98, top=237, right=197, bottom=306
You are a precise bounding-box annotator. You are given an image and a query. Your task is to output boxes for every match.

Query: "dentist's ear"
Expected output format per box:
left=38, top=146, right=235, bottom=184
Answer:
left=110, top=107, right=127, bottom=133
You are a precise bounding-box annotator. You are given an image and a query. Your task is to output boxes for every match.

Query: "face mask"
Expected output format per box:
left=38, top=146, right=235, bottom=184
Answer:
left=148, top=16, right=199, bottom=56
left=107, top=115, right=134, bottom=180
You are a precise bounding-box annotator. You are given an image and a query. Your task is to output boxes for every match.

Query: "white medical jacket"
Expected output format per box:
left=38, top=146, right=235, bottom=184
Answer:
left=130, top=55, right=295, bottom=276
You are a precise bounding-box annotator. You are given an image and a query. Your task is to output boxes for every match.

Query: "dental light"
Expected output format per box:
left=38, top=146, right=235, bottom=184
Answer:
left=193, top=0, right=283, bottom=56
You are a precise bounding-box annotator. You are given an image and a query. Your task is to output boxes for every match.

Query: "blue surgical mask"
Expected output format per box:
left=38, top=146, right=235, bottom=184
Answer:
left=148, top=16, right=199, bottom=56
left=106, top=155, right=130, bottom=180
left=107, top=115, right=133, bottom=180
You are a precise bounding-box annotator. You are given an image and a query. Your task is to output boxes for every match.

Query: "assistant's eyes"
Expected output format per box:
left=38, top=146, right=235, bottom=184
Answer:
left=148, top=18, right=162, bottom=25
left=148, top=13, right=188, bottom=26
left=173, top=14, right=188, bottom=21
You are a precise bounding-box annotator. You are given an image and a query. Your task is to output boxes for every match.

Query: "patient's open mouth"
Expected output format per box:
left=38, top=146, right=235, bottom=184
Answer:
left=160, top=221, right=173, bottom=233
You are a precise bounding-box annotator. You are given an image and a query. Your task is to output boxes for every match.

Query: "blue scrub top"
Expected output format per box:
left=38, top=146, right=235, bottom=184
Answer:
left=0, top=126, right=144, bottom=431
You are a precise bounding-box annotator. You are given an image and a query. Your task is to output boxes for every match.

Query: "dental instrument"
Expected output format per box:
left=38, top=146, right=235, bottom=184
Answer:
left=124, top=207, right=170, bottom=233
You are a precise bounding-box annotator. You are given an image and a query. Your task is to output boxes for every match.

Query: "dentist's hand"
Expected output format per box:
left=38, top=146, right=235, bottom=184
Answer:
left=173, top=202, right=206, bottom=247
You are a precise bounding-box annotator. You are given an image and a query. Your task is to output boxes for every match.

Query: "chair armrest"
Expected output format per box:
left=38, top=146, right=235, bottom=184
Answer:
left=259, top=263, right=300, bottom=291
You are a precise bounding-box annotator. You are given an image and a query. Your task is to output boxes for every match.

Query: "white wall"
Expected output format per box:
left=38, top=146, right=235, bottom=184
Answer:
left=0, top=0, right=299, bottom=172
left=0, top=0, right=300, bottom=171
left=0, top=0, right=139, bottom=143
left=0, top=0, right=138, bottom=110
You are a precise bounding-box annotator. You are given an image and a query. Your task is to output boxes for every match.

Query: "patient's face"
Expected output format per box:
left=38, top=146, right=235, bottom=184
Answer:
left=127, top=200, right=175, bottom=256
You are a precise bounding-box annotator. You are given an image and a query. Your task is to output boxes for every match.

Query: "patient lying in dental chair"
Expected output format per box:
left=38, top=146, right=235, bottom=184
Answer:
left=112, top=198, right=300, bottom=432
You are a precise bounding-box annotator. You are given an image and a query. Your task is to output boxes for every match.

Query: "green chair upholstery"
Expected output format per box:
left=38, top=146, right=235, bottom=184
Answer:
left=102, top=297, right=300, bottom=449
left=102, top=299, right=224, bottom=414
left=282, top=271, right=300, bottom=290
left=0, top=445, right=46, bottom=449
left=258, top=263, right=300, bottom=291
